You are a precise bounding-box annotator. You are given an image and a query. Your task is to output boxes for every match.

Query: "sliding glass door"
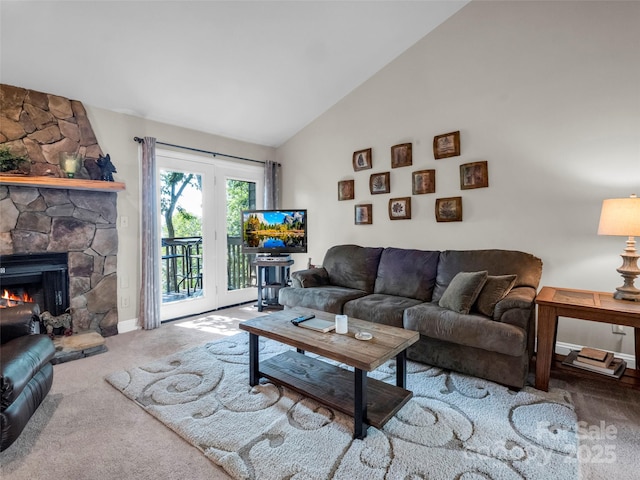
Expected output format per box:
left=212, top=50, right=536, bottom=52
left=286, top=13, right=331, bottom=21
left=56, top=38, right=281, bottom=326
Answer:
left=156, top=149, right=263, bottom=321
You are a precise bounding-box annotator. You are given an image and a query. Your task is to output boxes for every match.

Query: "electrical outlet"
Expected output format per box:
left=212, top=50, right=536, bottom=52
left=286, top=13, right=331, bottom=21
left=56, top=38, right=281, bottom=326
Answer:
left=121, top=296, right=130, bottom=308
left=611, top=324, right=626, bottom=335
left=120, top=216, right=129, bottom=228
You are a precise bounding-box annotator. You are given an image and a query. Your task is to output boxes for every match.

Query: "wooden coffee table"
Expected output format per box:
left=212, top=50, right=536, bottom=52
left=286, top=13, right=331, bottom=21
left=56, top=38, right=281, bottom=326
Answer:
left=239, top=308, right=419, bottom=439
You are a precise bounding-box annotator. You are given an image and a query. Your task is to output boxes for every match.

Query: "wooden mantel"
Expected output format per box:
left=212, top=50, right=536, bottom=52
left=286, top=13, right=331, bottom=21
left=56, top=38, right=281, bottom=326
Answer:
left=0, top=175, right=125, bottom=192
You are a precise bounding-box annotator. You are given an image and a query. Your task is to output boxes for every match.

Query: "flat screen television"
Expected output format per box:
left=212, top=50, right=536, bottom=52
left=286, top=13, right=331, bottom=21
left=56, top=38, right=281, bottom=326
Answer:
left=241, top=209, right=307, bottom=255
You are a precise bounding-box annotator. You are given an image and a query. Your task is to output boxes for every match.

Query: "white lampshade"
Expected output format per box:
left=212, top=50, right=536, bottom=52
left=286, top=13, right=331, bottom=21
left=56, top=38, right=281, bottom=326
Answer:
left=597, top=195, right=640, bottom=237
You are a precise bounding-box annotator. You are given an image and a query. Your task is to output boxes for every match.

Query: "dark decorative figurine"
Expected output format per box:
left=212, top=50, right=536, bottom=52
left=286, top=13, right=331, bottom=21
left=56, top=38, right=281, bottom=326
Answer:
left=40, top=311, right=73, bottom=338
left=97, top=153, right=117, bottom=181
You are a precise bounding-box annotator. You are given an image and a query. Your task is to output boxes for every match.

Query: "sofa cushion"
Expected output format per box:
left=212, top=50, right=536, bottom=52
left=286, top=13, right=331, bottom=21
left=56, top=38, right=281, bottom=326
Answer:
left=278, top=286, right=368, bottom=314
left=322, top=245, right=384, bottom=293
left=343, top=294, right=423, bottom=328
left=403, top=303, right=526, bottom=357
left=432, top=250, right=543, bottom=302
left=438, top=271, right=488, bottom=314
left=373, top=248, right=440, bottom=301
left=473, top=274, right=517, bottom=317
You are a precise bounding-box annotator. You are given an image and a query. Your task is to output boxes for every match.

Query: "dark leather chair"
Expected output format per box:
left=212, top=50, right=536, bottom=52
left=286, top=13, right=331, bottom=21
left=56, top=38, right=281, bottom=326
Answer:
left=1, top=303, right=55, bottom=451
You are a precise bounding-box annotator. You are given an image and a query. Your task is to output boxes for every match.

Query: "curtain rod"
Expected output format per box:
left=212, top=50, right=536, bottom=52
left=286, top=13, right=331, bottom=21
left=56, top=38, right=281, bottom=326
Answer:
left=133, top=137, right=279, bottom=166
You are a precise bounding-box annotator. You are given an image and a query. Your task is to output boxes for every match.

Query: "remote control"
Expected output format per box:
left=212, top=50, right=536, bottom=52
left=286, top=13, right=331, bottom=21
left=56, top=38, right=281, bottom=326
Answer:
left=291, top=314, right=315, bottom=326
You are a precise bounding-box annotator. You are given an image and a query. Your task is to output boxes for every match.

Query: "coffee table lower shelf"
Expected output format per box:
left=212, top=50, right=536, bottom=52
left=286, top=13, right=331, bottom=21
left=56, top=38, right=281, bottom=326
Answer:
left=259, top=350, right=412, bottom=429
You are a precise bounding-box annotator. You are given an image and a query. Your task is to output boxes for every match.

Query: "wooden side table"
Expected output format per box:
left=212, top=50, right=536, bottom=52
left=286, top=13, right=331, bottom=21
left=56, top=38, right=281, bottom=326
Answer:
left=535, top=286, right=640, bottom=391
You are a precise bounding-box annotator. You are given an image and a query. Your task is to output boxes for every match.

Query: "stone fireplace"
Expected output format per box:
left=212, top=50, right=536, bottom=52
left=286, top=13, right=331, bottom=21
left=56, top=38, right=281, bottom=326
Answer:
left=1, top=83, right=122, bottom=337
left=0, top=185, right=119, bottom=336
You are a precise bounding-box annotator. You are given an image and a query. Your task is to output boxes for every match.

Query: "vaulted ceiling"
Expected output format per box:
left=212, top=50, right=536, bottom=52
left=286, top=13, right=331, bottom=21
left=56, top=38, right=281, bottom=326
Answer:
left=1, top=1, right=468, bottom=147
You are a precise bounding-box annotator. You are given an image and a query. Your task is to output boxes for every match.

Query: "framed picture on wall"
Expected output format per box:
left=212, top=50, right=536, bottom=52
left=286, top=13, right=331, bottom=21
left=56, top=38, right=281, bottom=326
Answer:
left=435, top=196, right=462, bottom=222
left=369, top=172, right=390, bottom=194
left=412, top=169, right=436, bottom=194
left=391, top=143, right=412, bottom=168
left=460, top=161, right=488, bottom=190
left=338, top=180, right=355, bottom=200
left=433, top=131, right=460, bottom=159
left=389, top=197, right=411, bottom=220
left=353, top=148, right=372, bottom=171
left=355, top=204, right=372, bottom=225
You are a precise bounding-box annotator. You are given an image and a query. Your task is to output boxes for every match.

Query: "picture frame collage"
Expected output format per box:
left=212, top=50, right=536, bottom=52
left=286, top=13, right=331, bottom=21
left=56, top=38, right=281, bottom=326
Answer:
left=339, top=131, right=489, bottom=224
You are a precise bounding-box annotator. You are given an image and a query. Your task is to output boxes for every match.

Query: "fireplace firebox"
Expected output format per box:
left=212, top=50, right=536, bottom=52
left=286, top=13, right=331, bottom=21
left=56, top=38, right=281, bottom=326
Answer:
left=0, top=253, right=69, bottom=317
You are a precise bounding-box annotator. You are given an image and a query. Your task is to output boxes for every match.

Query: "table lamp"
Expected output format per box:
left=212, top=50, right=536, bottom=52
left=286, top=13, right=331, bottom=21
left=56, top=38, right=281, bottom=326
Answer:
left=597, top=194, right=640, bottom=301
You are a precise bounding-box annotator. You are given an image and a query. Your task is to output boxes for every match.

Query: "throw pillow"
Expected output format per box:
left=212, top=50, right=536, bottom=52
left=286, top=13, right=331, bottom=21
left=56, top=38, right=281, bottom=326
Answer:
left=438, top=270, right=489, bottom=314
left=473, top=274, right=518, bottom=317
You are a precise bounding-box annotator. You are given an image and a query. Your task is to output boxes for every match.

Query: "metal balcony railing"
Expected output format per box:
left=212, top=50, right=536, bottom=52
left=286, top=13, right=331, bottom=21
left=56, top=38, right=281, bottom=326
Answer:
left=161, top=236, right=255, bottom=303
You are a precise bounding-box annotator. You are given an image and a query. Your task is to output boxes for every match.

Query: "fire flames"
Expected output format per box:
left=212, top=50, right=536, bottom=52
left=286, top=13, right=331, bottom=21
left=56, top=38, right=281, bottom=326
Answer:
left=0, top=289, right=34, bottom=308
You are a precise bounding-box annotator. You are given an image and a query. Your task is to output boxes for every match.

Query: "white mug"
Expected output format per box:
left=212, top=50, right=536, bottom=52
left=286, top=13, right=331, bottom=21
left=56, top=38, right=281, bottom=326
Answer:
left=335, top=314, right=348, bottom=334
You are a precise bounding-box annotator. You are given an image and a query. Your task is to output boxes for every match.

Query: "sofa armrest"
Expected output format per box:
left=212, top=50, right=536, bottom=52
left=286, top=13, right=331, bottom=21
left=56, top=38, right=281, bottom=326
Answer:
left=290, top=268, right=330, bottom=288
left=493, top=286, right=536, bottom=329
left=0, top=303, right=41, bottom=345
left=494, top=286, right=536, bottom=313
left=1, top=334, right=55, bottom=408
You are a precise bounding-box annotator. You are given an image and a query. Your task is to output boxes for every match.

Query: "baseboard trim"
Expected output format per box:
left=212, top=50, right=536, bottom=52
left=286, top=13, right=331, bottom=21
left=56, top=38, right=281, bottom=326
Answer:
left=556, top=341, right=636, bottom=369
left=117, top=318, right=139, bottom=334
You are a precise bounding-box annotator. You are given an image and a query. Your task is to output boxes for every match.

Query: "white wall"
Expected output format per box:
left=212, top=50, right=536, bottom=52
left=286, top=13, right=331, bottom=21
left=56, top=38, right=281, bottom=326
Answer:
left=277, top=1, right=640, bottom=355
left=84, top=107, right=275, bottom=329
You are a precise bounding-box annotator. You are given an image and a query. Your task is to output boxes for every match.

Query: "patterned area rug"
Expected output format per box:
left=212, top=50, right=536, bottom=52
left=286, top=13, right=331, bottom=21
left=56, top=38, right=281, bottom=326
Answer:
left=106, top=333, right=578, bottom=479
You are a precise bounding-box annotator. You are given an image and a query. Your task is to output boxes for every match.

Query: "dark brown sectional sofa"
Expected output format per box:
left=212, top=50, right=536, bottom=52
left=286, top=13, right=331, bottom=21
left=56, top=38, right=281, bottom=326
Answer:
left=278, top=245, right=543, bottom=388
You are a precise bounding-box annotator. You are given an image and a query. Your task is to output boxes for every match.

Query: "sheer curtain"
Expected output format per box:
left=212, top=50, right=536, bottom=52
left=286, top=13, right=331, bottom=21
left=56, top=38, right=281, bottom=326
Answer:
left=264, top=160, right=281, bottom=209
left=138, top=137, right=161, bottom=329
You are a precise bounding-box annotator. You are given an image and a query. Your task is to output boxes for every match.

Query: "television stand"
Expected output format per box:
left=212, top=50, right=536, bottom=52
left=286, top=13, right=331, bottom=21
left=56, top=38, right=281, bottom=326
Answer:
left=252, top=257, right=294, bottom=312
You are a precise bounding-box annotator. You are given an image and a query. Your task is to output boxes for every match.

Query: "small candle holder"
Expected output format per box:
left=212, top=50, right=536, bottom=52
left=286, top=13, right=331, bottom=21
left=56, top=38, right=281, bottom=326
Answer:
left=59, top=152, right=83, bottom=178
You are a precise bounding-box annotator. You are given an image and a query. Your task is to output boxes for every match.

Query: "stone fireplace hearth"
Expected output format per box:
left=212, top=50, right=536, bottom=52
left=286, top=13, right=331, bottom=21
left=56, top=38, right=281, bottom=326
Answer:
left=0, top=184, right=119, bottom=336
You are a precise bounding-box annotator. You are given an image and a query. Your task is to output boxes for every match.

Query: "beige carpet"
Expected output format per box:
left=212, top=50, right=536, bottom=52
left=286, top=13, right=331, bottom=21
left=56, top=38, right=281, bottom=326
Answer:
left=2, top=304, right=638, bottom=479
left=106, top=332, right=579, bottom=480
left=0, top=307, right=253, bottom=480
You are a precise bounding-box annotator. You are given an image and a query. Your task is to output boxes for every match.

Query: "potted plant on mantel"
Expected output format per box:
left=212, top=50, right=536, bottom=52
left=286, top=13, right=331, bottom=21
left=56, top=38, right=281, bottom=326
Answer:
left=0, top=146, right=30, bottom=175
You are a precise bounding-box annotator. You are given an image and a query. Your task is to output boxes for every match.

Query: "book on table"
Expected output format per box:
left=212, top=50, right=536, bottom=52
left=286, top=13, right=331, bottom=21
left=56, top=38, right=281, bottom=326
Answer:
left=577, top=350, right=614, bottom=368
left=577, top=347, right=609, bottom=362
left=298, top=318, right=336, bottom=333
left=562, top=350, right=626, bottom=378
left=577, top=347, right=613, bottom=367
